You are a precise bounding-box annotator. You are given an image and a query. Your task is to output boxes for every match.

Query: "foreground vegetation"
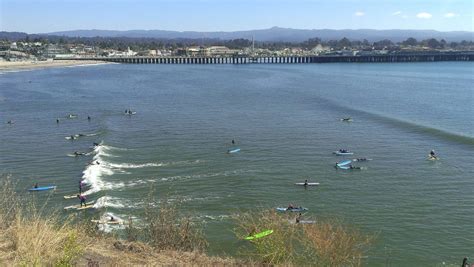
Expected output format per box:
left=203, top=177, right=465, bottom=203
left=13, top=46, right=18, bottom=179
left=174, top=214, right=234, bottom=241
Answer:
left=0, top=176, right=372, bottom=266
left=235, top=210, right=372, bottom=266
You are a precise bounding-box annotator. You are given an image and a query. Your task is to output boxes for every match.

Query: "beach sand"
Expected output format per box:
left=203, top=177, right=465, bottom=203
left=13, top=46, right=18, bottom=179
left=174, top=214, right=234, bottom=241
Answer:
left=0, top=60, right=109, bottom=71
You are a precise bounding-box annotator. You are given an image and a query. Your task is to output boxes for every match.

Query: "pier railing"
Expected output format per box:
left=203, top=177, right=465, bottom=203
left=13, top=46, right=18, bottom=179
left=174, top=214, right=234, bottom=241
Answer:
left=56, top=51, right=474, bottom=64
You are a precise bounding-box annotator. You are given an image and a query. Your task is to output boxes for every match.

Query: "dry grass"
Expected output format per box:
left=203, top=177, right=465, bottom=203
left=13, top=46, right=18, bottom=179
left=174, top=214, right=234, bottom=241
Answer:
left=0, top=177, right=229, bottom=266
left=0, top=176, right=371, bottom=266
left=138, top=190, right=208, bottom=252
left=302, top=220, right=372, bottom=266
left=77, top=239, right=240, bottom=266
left=234, top=210, right=301, bottom=264
left=234, top=210, right=372, bottom=266
left=0, top=176, right=91, bottom=266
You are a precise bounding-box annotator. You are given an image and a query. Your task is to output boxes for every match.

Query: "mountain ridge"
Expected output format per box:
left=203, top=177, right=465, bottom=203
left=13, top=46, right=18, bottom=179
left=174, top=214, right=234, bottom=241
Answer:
left=45, top=27, right=473, bottom=42
left=1, top=27, right=472, bottom=42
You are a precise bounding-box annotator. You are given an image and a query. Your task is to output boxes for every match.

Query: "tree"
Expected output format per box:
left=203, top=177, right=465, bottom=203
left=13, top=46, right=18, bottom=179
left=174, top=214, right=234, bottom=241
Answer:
left=302, top=37, right=322, bottom=49
left=402, top=37, right=417, bottom=46
left=425, top=38, right=440, bottom=49
left=373, top=39, right=393, bottom=49
left=338, top=37, right=351, bottom=49
left=439, top=39, right=447, bottom=49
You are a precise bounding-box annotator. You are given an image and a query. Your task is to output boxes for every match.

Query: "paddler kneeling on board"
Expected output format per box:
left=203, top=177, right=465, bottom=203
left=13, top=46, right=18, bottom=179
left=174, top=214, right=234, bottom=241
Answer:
left=248, top=227, right=257, bottom=238
left=77, top=194, right=87, bottom=207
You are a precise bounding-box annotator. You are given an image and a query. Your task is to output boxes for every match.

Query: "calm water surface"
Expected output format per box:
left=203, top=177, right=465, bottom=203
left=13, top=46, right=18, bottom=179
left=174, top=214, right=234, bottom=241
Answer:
left=1, top=62, right=473, bottom=266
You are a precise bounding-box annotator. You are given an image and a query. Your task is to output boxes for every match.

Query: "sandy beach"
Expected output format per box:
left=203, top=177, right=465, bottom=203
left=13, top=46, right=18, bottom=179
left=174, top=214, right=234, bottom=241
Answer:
left=0, top=60, right=109, bottom=71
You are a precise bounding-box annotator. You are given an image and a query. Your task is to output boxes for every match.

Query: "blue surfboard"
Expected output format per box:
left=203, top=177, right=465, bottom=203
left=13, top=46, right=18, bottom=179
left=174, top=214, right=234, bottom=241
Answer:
left=337, top=160, right=352, bottom=166
left=227, top=147, right=241, bottom=154
left=29, top=186, right=56, bottom=191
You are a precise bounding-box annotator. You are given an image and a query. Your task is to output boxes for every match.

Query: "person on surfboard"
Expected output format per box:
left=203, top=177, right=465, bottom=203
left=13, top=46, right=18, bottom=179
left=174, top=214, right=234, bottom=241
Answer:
left=79, top=180, right=84, bottom=194
left=77, top=194, right=87, bottom=207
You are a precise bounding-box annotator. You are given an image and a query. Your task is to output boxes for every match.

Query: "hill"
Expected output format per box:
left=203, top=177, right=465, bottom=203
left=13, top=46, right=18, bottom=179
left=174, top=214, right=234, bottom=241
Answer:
left=46, top=27, right=473, bottom=42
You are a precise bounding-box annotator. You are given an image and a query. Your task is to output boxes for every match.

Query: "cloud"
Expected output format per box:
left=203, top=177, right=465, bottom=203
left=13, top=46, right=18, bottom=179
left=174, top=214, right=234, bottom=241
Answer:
left=354, top=11, right=365, bottom=16
left=444, top=12, right=458, bottom=18
left=392, top=11, right=402, bottom=16
left=416, top=12, right=432, bottom=19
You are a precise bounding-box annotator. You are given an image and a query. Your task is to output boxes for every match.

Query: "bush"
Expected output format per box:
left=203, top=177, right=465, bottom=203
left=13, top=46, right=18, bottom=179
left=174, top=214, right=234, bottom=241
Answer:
left=140, top=190, right=208, bottom=252
left=0, top=176, right=88, bottom=266
left=234, top=209, right=372, bottom=266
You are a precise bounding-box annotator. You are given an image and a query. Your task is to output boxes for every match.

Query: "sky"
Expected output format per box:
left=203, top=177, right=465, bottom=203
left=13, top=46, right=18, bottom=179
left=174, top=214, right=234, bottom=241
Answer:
left=0, top=0, right=472, bottom=33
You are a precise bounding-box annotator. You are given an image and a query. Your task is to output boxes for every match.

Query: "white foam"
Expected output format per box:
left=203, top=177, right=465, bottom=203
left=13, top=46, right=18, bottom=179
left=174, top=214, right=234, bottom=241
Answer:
left=82, top=145, right=115, bottom=195
left=108, top=162, right=167, bottom=169
left=160, top=169, right=254, bottom=182
left=93, top=196, right=126, bottom=209
left=102, top=145, right=129, bottom=151
left=125, top=179, right=150, bottom=187
left=64, top=62, right=113, bottom=68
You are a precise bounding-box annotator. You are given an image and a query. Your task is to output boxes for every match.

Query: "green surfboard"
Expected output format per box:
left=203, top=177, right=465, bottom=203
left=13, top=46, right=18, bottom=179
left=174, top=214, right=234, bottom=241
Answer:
left=244, top=229, right=273, bottom=240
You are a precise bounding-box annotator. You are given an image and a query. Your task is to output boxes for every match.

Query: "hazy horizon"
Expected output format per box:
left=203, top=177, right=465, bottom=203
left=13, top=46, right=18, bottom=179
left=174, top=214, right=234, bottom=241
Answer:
left=43, top=27, right=474, bottom=34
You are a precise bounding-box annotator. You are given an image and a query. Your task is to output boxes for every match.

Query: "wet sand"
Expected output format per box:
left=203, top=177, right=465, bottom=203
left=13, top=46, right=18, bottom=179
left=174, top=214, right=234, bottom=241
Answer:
left=0, top=60, right=109, bottom=71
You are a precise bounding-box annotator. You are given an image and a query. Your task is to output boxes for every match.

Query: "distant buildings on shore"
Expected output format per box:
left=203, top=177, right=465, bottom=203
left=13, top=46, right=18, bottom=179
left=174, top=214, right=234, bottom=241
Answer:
left=1, top=38, right=473, bottom=62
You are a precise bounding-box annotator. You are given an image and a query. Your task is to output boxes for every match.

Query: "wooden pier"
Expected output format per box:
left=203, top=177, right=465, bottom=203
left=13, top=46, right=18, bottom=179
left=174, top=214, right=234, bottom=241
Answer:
left=57, top=51, right=474, bottom=64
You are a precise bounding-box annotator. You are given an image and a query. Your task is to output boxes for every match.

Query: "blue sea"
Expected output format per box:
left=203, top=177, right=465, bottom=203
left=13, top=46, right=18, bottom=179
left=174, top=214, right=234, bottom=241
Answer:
left=1, top=62, right=473, bottom=265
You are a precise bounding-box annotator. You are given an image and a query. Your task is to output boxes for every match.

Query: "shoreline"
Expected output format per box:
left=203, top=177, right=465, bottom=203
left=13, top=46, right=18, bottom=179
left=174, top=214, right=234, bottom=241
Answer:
left=0, top=60, right=110, bottom=72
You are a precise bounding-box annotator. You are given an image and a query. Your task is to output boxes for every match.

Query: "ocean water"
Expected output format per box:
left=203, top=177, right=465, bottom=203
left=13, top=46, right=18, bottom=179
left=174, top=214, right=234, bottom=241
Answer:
left=1, top=62, right=473, bottom=265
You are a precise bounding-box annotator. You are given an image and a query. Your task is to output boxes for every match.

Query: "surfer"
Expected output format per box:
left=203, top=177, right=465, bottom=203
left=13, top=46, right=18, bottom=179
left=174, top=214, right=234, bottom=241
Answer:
left=349, top=165, right=362, bottom=170
left=79, top=180, right=84, bottom=194
left=232, top=139, right=235, bottom=145
left=93, top=142, right=100, bottom=147
left=248, top=227, right=257, bottom=237
left=77, top=194, right=87, bottom=207
left=296, top=213, right=302, bottom=223
left=287, top=204, right=295, bottom=211
left=87, top=116, right=91, bottom=121
left=56, top=118, right=60, bottom=124
left=429, top=150, right=437, bottom=159
left=7, top=120, right=14, bottom=124
left=304, top=179, right=308, bottom=186
left=34, top=183, right=38, bottom=188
